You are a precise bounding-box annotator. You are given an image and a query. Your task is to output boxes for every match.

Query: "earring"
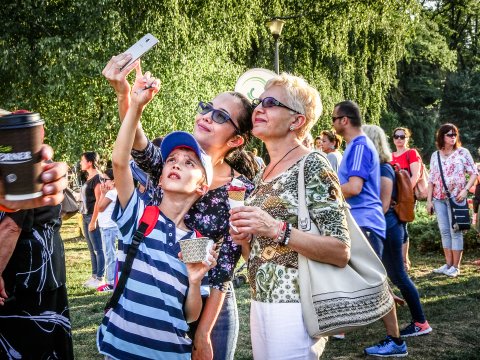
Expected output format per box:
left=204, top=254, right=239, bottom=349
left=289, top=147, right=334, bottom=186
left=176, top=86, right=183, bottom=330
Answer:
left=289, top=125, right=295, bottom=131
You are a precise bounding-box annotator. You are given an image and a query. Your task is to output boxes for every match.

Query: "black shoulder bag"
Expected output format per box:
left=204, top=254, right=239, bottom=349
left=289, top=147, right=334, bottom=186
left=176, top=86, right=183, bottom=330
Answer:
left=437, top=151, right=471, bottom=231
left=105, top=205, right=159, bottom=312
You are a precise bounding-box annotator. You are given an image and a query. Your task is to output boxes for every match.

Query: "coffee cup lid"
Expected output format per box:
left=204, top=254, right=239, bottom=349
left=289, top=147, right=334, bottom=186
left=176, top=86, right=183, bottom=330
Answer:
left=0, top=112, right=44, bottom=129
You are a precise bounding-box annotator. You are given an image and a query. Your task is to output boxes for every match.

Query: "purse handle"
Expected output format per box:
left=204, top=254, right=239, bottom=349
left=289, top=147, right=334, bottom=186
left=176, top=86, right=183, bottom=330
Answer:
left=437, top=151, right=452, bottom=199
left=298, top=151, right=328, bottom=233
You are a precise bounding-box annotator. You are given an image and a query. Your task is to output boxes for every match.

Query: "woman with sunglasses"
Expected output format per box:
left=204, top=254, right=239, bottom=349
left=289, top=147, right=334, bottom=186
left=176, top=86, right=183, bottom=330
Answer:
left=102, top=55, right=257, bottom=360
left=230, top=73, right=350, bottom=359
left=320, top=129, right=343, bottom=172
left=427, top=124, right=478, bottom=277
left=391, top=127, right=423, bottom=271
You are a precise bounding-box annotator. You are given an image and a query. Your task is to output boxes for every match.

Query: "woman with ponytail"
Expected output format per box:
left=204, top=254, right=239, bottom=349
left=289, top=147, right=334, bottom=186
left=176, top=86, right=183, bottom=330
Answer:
left=79, top=151, right=105, bottom=289
left=102, top=55, right=256, bottom=360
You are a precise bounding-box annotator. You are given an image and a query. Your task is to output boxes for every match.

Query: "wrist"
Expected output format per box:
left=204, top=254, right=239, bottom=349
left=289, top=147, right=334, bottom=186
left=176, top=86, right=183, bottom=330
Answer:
left=0, top=204, right=17, bottom=212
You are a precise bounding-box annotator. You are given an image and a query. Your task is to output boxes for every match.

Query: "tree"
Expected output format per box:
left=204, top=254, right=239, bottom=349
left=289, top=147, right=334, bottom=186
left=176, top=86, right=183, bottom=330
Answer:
left=0, top=0, right=418, bottom=164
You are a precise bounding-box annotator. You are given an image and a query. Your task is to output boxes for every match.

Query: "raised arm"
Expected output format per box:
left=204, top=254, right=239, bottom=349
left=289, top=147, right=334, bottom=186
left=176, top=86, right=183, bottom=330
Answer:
left=112, top=68, right=160, bottom=208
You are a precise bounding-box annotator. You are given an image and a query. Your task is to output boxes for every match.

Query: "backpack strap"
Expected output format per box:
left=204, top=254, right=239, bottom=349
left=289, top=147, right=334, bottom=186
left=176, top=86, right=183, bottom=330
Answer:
left=105, top=205, right=160, bottom=312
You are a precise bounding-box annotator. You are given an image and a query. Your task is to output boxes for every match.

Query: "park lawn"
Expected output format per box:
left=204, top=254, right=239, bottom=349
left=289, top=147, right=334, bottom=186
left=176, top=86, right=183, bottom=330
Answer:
left=62, top=214, right=480, bottom=360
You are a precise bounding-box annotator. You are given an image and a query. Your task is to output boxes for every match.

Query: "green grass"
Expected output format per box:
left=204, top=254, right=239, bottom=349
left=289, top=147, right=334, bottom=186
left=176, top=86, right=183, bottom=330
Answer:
left=63, top=214, right=480, bottom=359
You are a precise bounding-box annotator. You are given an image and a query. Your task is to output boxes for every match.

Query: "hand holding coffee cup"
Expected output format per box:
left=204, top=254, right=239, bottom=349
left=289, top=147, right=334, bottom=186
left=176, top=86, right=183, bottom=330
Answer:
left=0, top=112, right=45, bottom=201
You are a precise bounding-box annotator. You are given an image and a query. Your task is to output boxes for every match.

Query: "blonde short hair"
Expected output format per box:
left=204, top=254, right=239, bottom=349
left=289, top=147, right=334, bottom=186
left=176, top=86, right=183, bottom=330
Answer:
left=264, top=73, right=322, bottom=139
left=362, top=124, right=392, bottom=163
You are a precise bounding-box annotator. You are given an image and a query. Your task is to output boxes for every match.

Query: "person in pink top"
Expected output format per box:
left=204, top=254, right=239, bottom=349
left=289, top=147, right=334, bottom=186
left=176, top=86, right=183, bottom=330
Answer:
left=427, top=124, right=478, bottom=277
left=391, top=127, right=423, bottom=271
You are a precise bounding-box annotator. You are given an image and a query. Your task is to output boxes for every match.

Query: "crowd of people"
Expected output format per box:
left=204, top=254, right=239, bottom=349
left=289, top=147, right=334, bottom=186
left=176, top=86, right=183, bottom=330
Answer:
left=1, top=53, right=479, bottom=359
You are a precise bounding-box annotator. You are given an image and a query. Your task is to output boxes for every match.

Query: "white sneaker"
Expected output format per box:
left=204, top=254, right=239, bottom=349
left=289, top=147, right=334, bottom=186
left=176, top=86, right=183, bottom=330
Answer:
left=83, top=276, right=97, bottom=287
left=445, top=266, right=460, bottom=277
left=433, top=264, right=450, bottom=274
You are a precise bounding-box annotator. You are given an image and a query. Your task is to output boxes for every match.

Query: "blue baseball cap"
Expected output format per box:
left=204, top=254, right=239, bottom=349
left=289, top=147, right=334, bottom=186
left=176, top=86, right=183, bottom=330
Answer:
left=160, top=131, right=213, bottom=186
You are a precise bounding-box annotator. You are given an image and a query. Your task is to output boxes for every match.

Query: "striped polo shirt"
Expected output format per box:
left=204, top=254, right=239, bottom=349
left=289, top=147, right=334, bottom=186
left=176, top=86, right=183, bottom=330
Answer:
left=97, top=190, right=195, bottom=360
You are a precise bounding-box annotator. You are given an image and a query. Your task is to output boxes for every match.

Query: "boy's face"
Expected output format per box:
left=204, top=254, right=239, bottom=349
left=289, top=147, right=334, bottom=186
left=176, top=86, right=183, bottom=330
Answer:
left=159, top=148, right=207, bottom=195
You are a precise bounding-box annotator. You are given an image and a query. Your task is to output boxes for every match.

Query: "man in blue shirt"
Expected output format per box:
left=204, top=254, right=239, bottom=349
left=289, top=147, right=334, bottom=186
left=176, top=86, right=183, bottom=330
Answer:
left=333, top=100, right=385, bottom=256
left=332, top=100, right=407, bottom=358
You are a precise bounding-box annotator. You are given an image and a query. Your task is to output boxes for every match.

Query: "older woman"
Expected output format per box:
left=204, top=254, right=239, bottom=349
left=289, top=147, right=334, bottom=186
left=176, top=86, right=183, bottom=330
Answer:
left=427, top=124, right=478, bottom=277
left=102, top=55, right=257, bottom=360
left=230, top=73, right=350, bottom=359
left=320, top=129, right=343, bottom=172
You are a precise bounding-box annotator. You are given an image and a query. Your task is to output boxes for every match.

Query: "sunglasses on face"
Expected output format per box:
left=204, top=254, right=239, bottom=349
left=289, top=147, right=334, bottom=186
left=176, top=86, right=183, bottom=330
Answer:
left=393, top=134, right=406, bottom=140
left=197, top=101, right=241, bottom=134
left=252, top=97, right=302, bottom=114
left=445, top=132, right=457, bottom=138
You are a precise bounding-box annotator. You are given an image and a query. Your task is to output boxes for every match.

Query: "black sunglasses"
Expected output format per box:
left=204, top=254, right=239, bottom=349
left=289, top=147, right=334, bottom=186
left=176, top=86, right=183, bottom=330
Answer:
left=197, top=101, right=241, bottom=134
left=252, top=97, right=302, bottom=114
left=445, top=132, right=457, bottom=138
left=393, top=134, right=406, bottom=140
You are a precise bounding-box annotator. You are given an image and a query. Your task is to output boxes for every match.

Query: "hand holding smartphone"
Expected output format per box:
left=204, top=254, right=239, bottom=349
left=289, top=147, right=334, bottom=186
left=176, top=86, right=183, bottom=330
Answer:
left=121, top=33, right=159, bottom=71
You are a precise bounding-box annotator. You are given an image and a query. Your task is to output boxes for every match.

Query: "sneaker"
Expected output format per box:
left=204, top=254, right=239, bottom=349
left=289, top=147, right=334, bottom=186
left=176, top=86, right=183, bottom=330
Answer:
left=432, top=264, right=450, bottom=274
left=364, top=336, right=408, bottom=357
left=97, top=283, right=114, bottom=292
left=400, top=320, right=432, bottom=337
left=84, top=278, right=102, bottom=289
left=445, top=266, right=460, bottom=277
left=332, top=333, right=345, bottom=340
left=83, top=276, right=97, bottom=287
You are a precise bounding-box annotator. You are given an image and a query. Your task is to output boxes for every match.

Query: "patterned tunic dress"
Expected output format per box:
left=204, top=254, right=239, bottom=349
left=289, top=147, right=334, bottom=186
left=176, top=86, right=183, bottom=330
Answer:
left=246, top=152, right=350, bottom=303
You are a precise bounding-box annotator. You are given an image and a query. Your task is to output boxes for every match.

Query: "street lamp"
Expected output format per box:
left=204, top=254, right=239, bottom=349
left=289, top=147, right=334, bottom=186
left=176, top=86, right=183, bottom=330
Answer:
left=267, top=18, right=285, bottom=74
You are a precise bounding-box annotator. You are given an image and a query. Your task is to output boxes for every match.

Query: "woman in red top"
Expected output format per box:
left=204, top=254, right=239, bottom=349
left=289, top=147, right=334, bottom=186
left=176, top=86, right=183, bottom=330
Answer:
left=391, top=127, right=422, bottom=271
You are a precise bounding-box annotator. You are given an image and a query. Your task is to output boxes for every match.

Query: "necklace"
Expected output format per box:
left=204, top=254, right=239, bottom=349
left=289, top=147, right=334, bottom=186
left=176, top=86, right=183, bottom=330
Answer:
left=262, top=145, right=300, bottom=181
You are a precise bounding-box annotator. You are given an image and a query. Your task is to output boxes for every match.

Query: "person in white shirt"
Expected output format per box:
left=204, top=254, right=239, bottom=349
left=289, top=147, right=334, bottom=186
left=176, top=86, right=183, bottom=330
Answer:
left=97, top=168, right=118, bottom=292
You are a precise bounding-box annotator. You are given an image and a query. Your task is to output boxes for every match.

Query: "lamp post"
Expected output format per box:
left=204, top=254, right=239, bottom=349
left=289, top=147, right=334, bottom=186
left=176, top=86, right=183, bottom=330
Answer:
left=267, top=18, right=285, bottom=74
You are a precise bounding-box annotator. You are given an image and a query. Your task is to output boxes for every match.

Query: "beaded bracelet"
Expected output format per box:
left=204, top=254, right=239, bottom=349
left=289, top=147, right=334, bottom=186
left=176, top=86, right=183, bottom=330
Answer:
left=275, top=221, right=287, bottom=243
left=282, top=223, right=292, bottom=246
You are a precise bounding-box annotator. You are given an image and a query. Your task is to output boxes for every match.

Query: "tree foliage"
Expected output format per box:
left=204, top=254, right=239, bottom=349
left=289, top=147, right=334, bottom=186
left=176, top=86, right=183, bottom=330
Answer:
left=1, top=0, right=417, bottom=165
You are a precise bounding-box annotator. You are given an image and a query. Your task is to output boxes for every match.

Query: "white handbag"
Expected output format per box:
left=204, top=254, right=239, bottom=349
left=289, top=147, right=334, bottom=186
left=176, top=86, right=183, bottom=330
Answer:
left=297, top=152, right=394, bottom=338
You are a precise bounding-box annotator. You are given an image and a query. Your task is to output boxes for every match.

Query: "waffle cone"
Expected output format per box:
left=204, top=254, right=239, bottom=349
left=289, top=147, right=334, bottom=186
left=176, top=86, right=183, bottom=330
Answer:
left=228, top=190, right=245, bottom=201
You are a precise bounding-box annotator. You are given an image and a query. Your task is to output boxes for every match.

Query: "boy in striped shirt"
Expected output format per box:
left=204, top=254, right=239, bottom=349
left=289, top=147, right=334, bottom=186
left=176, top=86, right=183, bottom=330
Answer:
left=97, top=74, right=216, bottom=359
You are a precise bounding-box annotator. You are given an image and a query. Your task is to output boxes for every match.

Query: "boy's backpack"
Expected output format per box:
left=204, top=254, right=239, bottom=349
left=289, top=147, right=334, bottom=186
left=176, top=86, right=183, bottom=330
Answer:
left=105, top=205, right=160, bottom=312
left=391, top=164, right=415, bottom=222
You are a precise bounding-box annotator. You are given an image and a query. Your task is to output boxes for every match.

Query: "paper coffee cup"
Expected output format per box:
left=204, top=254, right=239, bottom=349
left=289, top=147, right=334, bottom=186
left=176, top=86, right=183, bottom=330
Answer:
left=0, top=112, right=44, bottom=200
left=179, top=237, right=214, bottom=264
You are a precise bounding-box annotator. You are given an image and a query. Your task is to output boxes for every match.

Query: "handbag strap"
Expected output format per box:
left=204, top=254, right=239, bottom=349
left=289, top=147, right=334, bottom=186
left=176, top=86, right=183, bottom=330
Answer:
left=437, top=151, right=452, bottom=198
left=298, top=151, right=326, bottom=232
left=105, top=205, right=160, bottom=311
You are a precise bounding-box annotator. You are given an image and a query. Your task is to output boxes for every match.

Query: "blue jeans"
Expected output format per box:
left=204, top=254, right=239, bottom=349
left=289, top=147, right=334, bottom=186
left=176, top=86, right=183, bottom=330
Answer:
left=360, top=227, right=385, bottom=258
left=100, top=226, right=118, bottom=285
left=82, top=214, right=105, bottom=278
left=210, top=283, right=239, bottom=360
left=433, top=199, right=464, bottom=250
left=383, top=217, right=426, bottom=323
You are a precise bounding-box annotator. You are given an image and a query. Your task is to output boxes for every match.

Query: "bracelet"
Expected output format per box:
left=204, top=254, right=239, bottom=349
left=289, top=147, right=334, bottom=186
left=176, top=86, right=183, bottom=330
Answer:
left=281, top=223, right=292, bottom=246
left=275, top=221, right=287, bottom=243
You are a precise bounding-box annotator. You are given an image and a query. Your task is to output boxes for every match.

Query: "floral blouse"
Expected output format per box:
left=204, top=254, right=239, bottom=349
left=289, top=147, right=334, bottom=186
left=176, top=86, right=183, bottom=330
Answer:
left=132, top=141, right=254, bottom=292
left=246, top=152, right=350, bottom=303
left=429, top=147, right=478, bottom=200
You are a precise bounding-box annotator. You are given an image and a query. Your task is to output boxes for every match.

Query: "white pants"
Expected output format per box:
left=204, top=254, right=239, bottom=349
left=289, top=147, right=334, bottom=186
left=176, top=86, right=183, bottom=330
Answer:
left=250, top=300, right=327, bottom=360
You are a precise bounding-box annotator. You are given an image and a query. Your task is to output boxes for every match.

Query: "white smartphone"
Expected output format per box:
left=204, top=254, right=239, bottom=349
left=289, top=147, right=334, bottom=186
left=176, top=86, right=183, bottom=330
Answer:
left=121, top=33, right=159, bottom=70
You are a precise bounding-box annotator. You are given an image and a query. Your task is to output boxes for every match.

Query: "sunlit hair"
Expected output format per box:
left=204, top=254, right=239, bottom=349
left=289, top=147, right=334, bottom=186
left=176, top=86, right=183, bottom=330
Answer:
left=81, top=151, right=99, bottom=169
left=435, top=123, right=461, bottom=150
left=264, top=73, right=322, bottom=139
left=320, top=129, right=342, bottom=150
left=362, top=125, right=392, bottom=163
